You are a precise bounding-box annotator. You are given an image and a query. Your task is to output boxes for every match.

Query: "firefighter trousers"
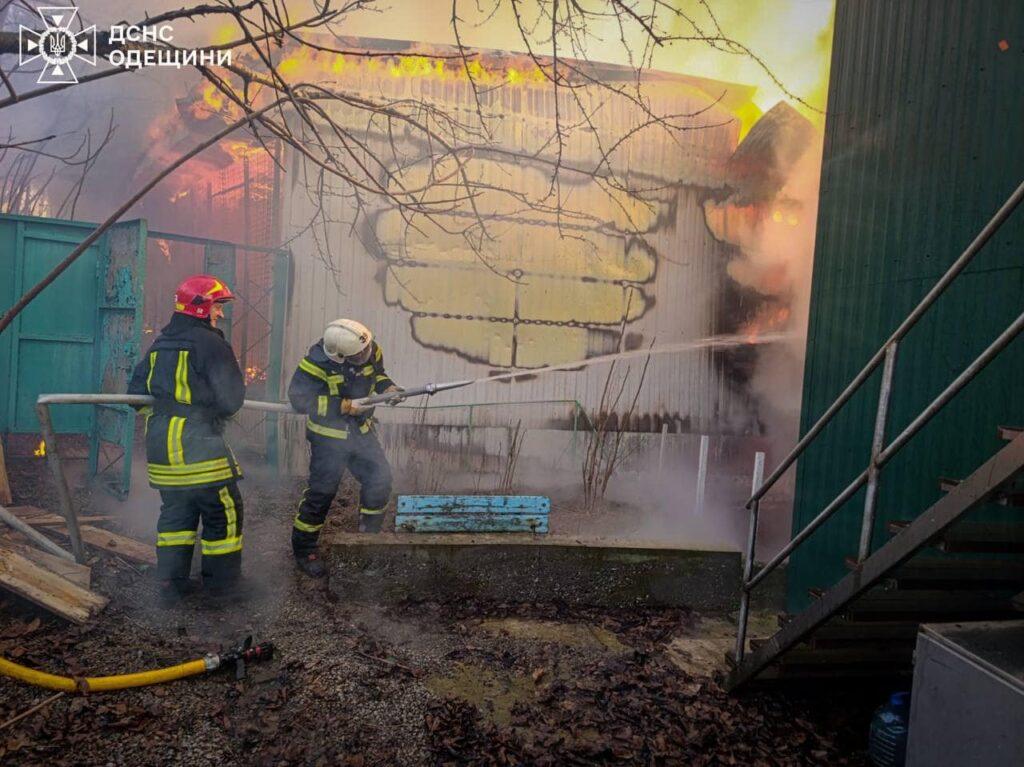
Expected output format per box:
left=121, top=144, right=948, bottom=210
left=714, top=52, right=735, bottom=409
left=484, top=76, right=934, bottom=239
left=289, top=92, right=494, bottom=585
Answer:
left=292, top=431, right=392, bottom=556
left=156, top=483, right=244, bottom=587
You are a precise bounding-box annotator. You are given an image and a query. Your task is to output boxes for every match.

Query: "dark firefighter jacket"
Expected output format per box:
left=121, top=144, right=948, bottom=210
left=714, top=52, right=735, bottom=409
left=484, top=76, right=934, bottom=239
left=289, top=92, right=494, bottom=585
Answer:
left=287, top=340, right=395, bottom=441
left=127, top=313, right=245, bottom=489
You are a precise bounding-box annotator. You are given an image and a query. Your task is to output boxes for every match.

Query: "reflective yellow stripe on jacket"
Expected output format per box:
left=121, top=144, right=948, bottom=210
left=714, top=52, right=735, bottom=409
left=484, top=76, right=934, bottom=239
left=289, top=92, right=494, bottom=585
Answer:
left=166, top=416, right=185, bottom=465
left=147, top=456, right=237, bottom=487
left=299, top=358, right=343, bottom=395
left=174, top=351, right=192, bottom=404
left=146, top=351, right=157, bottom=393
left=305, top=417, right=371, bottom=440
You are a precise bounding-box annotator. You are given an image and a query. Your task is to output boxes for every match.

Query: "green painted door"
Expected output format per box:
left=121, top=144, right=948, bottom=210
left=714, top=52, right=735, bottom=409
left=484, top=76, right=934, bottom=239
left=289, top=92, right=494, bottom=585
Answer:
left=4, top=217, right=101, bottom=434
left=0, top=213, right=146, bottom=498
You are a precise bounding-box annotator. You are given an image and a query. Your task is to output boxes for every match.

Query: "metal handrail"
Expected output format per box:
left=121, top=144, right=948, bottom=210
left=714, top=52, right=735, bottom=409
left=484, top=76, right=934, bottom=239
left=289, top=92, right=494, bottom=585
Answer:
left=734, top=178, right=1024, bottom=663
left=33, top=394, right=301, bottom=564
left=747, top=179, right=1024, bottom=508
left=32, top=394, right=597, bottom=564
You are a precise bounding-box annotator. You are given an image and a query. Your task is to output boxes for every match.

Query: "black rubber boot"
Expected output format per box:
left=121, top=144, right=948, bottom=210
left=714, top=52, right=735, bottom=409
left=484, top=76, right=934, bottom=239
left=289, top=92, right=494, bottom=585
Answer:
left=158, top=578, right=197, bottom=608
left=358, top=512, right=384, bottom=533
left=295, top=552, right=327, bottom=578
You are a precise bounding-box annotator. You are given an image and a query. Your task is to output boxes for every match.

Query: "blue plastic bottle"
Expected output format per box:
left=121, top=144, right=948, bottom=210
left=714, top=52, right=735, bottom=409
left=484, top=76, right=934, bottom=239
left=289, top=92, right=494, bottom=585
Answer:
left=868, top=691, right=910, bottom=767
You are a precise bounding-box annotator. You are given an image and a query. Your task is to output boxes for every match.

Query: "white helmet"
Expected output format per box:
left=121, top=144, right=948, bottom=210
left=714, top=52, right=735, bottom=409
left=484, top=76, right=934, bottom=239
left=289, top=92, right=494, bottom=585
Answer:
left=323, top=318, right=372, bottom=362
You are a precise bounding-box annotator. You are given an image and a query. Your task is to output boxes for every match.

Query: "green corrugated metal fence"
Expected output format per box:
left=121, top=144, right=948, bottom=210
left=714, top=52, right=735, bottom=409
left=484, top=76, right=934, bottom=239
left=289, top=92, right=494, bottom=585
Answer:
left=788, top=0, right=1024, bottom=610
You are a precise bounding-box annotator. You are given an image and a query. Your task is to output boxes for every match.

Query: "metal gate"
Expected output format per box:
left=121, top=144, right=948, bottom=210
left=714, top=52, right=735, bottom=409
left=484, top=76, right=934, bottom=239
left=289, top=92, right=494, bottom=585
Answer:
left=1, top=212, right=289, bottom=498
left=0, top=213, right=146, bottom=497
left=144, top=231, right=290, bottom=466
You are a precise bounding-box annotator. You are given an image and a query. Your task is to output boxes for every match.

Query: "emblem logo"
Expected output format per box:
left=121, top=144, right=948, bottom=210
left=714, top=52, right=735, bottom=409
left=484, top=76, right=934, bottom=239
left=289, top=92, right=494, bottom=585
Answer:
left=19, top=7, right=97, bottom=84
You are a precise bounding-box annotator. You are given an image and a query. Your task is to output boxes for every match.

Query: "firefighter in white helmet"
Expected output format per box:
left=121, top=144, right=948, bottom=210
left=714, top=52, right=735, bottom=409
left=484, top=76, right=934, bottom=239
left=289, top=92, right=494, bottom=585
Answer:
left=286, top=319, right=404, bottom=577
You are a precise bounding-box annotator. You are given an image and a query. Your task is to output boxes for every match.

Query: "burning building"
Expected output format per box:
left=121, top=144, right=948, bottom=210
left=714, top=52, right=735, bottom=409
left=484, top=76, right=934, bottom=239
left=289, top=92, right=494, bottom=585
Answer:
left=268, top=37, right=818, bottom=445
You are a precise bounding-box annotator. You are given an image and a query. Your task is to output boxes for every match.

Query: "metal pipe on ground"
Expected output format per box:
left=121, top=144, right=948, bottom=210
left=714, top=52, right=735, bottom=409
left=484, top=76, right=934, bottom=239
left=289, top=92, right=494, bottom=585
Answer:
left=0, top=503, right=76, bottom=562
left=34, top=394, right=302, bottom=565
left=35, top=404, right=85, bottom=563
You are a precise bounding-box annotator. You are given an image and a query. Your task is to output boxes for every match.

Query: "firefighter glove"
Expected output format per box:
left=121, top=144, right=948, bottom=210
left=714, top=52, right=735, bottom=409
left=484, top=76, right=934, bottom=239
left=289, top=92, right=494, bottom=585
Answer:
left=340, top=398, right=364, bottom=416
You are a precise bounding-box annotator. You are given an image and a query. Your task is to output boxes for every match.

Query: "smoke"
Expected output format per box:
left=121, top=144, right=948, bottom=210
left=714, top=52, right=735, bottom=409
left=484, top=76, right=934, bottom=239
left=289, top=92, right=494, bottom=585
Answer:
left=703, top=113, right=824, bottom=442
left=742, top=136, right=823, bottom=446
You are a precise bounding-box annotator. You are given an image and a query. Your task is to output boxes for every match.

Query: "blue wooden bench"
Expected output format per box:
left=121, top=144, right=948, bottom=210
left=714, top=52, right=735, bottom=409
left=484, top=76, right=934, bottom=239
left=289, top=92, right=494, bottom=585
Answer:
left=395, top=495, right=550, bottom=533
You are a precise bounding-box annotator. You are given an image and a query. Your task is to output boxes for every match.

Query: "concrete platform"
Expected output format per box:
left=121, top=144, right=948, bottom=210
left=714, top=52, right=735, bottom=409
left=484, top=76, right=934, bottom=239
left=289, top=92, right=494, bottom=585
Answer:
left=327, top=533, right=741, bottom=612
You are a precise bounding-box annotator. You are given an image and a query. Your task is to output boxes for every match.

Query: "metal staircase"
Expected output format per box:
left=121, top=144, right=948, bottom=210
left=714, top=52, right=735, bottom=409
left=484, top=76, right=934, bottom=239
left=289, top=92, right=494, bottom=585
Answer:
left=727, top=179, right=1024, bottom=691
left=728, top=428, right=1024, bottom=687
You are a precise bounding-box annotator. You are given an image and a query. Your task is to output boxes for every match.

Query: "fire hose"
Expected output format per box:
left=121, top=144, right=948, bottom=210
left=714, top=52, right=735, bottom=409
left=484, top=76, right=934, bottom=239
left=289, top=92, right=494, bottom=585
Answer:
left=355, top=379, right=474, bottom=407
left=0, top=636, right=273, bottom=693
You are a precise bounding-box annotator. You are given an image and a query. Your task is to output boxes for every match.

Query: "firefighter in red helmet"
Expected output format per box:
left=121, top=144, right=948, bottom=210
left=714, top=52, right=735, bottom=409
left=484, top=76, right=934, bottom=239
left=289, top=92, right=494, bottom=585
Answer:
left=128, top=275, right=246, bottom=606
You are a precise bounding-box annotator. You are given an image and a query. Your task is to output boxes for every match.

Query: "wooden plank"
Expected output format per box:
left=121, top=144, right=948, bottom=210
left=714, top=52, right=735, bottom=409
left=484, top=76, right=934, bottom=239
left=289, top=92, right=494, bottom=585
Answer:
left=396, top=495, right=550, bottom=533
left=20, top=514, right=115, bottom=527
left=5, top=505, right=47, bottom=518
left=0, top=504, right=76, bottom=561
left=79, top=526, right=155, bottom=565
left=0, top=540, right=91, bottom=588
left=936, top=522, right=1024, bottom=553
left=396, top=513, right=548, bottom=533
left=844, top=590, right=1018, bottom=622
left=7, top=506, right=115, bottom=526
left=778, top=645, right=915, bottom=667
left=883, top=558, right=1024, bottom=589
left=397, top=495, right=551, bottom=513
left=0, top=548, right=107, bottom=623
left=889, top=520, right=1024, bottom=552
left=998, top=426, right=1023, bottom=441
left=41, top=522, right=155, bottom=565
left=0, top=536, right=92, bottom=585
left=0, top=439, right=12, bottom=506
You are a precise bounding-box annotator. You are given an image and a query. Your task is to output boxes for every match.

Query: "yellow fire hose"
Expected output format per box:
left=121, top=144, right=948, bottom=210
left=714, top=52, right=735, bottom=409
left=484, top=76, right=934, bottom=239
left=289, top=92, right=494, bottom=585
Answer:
left=0, top=637, right=273, bottom=694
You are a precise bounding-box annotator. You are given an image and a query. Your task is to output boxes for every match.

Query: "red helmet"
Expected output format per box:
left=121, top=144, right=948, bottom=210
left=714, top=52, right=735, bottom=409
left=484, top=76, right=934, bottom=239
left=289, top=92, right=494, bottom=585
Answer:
left=174, top=274, right=235, bottom=319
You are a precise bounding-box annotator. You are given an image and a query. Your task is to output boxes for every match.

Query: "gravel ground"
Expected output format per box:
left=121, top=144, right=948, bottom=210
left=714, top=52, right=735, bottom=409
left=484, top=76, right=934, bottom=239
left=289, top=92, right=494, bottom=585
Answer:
left=0, top=457, right=874, bottom=766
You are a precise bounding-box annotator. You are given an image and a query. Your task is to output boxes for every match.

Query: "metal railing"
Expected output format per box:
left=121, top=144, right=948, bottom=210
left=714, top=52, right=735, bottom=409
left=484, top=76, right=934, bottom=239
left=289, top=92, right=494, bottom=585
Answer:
left=389, top=398, right=594, bottom=451
left=734, top=179, right=1024, bottom=663
left=34, top=393, right=301, bottom=563
left=32, top=394, right=596, bottom=563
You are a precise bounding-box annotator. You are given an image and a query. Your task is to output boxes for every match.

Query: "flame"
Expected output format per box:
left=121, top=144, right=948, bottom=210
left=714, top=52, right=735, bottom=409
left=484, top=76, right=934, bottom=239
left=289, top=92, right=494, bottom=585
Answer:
left=225, top=140, right=266, bottom=159
left=154, top=239, right=172, bottom=262
left=246, top=46, right=550, bottom=89
left=212, top=22, right=236, bottom=47
left=202, top=83, right=225, bottom=112
left=244, top=366, right=267, bottom=384
left=34, top=440, right=46, bottom=457
left=741, top=304, right=792, bottom=342
left=169, top=190, right=189, bottom=204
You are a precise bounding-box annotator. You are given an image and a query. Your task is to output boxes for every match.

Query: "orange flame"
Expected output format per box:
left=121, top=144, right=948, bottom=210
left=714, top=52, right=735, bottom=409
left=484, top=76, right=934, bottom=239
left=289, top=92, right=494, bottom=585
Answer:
left=244, top=365, right=267, bottom=385
left=34, top=440, right=46, bottom=457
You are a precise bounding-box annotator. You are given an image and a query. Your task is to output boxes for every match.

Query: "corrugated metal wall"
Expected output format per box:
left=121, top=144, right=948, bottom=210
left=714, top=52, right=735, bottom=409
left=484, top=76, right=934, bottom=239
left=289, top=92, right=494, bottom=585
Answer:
left=787, top=0, right=1024, bottom=609
left=280, top=54, right=770, bottom=472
